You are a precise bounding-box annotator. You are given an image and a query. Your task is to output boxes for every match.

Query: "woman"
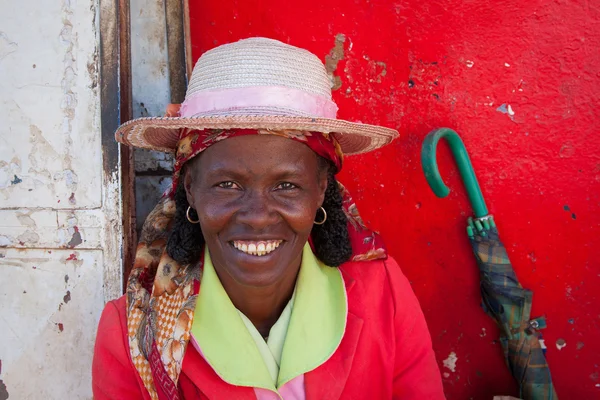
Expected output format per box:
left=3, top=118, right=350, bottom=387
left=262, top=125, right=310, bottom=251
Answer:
left=93, top=37, right=445, bottom=399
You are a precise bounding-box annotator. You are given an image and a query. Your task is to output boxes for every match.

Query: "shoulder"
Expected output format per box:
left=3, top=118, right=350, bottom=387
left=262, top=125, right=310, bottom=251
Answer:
left=340, top=256, right=410, bottom=301
left=98, top=295, right=128, bottom=331
left=340, top=257, right=422, bottom=322
left=94, top=295, right=129, bottom=355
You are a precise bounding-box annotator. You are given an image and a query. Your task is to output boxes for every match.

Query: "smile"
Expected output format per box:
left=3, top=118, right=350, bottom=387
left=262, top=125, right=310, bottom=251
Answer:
left=232, top=240, right=283, bottom=256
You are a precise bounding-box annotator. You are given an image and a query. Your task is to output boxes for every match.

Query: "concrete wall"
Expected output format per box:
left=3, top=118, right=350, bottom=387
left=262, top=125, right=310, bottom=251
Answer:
left=0, top=0, right=121, bottom=398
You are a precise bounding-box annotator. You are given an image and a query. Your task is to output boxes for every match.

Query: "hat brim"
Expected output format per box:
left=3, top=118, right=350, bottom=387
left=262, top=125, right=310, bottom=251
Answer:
left=115, top=115, right=399, bottom=155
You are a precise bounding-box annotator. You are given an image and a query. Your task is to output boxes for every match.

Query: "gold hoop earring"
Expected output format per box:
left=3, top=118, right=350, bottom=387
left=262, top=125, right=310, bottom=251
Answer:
left=186, top=206, right=200, bottom=224
left=314, top=206, right=327, bottom=225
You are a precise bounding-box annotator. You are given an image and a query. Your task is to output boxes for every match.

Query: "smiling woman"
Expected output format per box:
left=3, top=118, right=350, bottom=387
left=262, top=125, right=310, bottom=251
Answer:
left=92, top=38, right=445, bottom=399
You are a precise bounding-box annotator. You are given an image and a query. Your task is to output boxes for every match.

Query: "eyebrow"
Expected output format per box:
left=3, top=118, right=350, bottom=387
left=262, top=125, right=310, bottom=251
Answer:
left=201, top=163, right=308, bottom=180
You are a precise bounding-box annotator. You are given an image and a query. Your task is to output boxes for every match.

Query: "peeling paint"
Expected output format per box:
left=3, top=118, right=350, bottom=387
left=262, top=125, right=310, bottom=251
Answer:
left=443, top=351, right=458, bottom=372
left=0, top=158, right=23, bottom=192
left=0, top=1, right=112, bottom=397
left=15, top=212, right=35, bottom=227
left=0, top=361, right=7, bottom=400
left=0, top=377, right=7, bottom=400
left=67, top=227, right=82, bottom=248
left=364, top=56, right=387, bottom=84
left=325, top=34, right=346, bottom=90
left=556, top=338, right=567, bottom=350
left=10, top=175, right=22, bottom=185
left=497, top=103, right=516, bottom=121
left=16, top=230, right=40, bottom=245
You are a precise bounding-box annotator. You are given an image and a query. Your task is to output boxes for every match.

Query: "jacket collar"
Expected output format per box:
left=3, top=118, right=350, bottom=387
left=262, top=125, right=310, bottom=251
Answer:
left=187, top=244, right=351, bottom=395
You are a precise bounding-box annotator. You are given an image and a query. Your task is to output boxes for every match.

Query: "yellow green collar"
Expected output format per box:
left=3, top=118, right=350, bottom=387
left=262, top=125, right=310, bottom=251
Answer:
left=191, top=243, right=347, bottom=391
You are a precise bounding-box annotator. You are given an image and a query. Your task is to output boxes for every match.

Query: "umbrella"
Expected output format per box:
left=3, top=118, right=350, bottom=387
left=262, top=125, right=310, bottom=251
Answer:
left=421, top=128, right=558, bottom=400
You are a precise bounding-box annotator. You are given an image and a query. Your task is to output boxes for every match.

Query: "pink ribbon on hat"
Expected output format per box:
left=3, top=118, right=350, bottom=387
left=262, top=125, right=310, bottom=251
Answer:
left=179, top=85, right=339, bottom=118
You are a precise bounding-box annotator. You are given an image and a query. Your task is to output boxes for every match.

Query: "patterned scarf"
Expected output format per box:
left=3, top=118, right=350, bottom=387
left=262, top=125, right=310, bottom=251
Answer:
left=126, top=125, right=387, bottom=399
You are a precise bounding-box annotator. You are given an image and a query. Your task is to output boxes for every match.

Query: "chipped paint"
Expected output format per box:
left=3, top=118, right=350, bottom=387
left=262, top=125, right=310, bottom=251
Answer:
left=556, top=338, right=567, bottom=350
left=67, top=226, right=83, bottom=248
left=0, top=209, right=103, bottom=249
left=325, top=33, right=346, bottom=90
left=0, top=0, right=121, bottom=398
left=0, top=378, right=7, bottom=400
left=0, top=4, right=102, bottom=209
left=443, top=351, right=458, bottom=372
left=496, top=103, right=516, bottom=121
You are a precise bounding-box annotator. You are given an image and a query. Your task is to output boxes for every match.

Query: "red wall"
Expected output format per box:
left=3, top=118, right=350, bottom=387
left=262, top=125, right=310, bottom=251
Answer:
left=188, top=1, right=600, bottom=398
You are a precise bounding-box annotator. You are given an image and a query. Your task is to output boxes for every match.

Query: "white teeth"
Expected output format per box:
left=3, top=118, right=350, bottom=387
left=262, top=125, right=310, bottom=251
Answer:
left=232, top=240, right=282, bottom=256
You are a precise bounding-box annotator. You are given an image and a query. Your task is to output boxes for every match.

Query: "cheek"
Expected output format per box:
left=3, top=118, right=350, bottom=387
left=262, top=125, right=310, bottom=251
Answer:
left=277, top=197, right=318, bottom=234
left=192, top=193, right=237, bottom=236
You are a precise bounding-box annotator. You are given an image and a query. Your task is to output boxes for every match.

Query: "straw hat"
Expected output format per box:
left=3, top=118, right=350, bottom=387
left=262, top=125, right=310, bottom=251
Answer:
left=115, top=37, right=399, bottom=155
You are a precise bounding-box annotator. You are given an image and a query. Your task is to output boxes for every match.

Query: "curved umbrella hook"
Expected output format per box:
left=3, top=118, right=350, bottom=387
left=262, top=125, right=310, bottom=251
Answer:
left=421, top=128, right=489, bottom=218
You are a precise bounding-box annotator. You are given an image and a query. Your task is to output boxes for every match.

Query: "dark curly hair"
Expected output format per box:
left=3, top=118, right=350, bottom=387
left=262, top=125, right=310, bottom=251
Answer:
left=166, top=157, right=352, bottom=267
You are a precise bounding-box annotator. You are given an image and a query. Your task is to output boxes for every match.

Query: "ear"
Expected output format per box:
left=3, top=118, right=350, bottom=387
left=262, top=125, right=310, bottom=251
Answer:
left=183, top=169, right=196, bottom=208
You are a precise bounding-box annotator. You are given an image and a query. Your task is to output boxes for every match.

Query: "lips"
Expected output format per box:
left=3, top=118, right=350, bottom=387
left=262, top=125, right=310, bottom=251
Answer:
left=232, top=240, right=283, bottom=256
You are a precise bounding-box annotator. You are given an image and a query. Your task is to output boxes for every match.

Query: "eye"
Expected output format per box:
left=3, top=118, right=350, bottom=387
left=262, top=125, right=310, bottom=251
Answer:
left=275, top=182, right=298, bottom=190
left=217, top=181, right=241, bottom=189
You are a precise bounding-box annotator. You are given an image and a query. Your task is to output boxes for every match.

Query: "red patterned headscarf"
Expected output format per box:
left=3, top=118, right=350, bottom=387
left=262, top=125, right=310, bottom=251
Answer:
left=125, top=111, right=387, bottom=399
left=170, top=127, right=343, bottom=195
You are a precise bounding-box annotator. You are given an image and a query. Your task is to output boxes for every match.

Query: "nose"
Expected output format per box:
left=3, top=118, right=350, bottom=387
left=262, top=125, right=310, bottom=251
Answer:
left=235, top=190, right=279, bottom=230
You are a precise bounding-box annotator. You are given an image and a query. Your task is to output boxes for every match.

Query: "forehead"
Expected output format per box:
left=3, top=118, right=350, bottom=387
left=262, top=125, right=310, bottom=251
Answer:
left=190, top=134, right=319, bottom=173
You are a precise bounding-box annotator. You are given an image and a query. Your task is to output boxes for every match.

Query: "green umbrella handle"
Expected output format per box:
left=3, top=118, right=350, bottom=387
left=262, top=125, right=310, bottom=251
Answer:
left=421, top=128, right=489, bottom=218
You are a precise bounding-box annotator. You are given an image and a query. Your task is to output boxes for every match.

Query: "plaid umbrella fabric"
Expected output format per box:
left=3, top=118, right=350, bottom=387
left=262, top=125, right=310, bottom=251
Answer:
left=468, top=217, right=558, bottom=399
left=421, top=128, right=559, bottom=400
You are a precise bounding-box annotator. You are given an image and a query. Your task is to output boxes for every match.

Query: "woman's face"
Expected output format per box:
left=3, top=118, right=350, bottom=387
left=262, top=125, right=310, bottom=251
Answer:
left=184, top=134, right=328, bottom=288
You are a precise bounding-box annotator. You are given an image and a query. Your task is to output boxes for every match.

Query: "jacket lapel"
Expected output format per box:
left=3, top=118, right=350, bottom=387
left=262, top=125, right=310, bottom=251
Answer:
left=303, top=272, right=363, bottom=400
left=303, top=311, right=363, bottom=400
left=180, top=337, right=257, bottom=400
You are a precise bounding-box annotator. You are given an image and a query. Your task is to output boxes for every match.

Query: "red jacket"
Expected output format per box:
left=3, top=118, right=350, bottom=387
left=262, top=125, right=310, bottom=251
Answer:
left=93, top=257, right=445, bottom=399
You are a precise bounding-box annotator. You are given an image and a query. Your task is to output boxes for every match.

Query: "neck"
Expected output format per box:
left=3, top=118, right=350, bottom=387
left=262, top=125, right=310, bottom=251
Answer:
left=214, top=257, right=301, bottom=338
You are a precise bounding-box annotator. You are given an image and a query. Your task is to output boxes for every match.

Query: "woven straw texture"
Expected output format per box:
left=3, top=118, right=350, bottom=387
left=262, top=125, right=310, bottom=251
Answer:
left=115, top=37, right=399, bottom=154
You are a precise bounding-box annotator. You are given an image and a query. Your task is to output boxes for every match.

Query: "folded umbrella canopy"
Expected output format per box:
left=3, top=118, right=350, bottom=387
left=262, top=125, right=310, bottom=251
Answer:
left=421, top=128, right=558, bottom=400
